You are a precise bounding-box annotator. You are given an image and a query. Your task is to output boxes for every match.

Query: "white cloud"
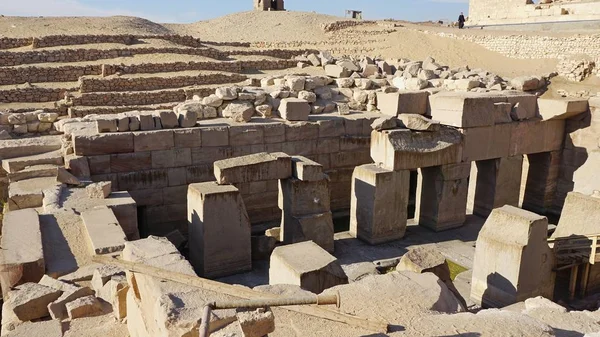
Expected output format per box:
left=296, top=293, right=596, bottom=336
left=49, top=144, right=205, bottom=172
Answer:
left=0, top=0, right=170, bottom=22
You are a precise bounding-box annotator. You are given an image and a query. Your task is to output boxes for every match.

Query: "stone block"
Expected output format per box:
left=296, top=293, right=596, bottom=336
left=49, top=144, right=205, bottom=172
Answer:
left=39, top=275, right=94, bottom=320
left=504, top=91, right=538, bottom=121
left=236, top=309, right=276, bottom=337
left=158, top=110, right=179, bottom=129
left=229, top=125, right=265, bottom=146
left=86, top=181, right=111, bottom=199
left=66, top=295, right=103, bottom=319
left=281, top=211, right=334, bottom=252
left=104, top=191, right=140, bottom=240
left=370, top=128, right=462, bottom=171
left=278, top=177, right=330, bottom=216
left=376, top=91, right=429, bottom=116
left=151, top=148, right=192, bottom=168
left=74, top=133, right=134, bottom=156
left=538, top=98, right=588, bottom=120
left=325, top=64, right=351, bottom=78
left=461, top=123, right=512, bottom=162
left=473, top=156, right=523, bottom=218
left=1, top=283, right=61, bottom=325
left=201, top=126, right=229, bottom=147
left=429, top=92, right=508, bottom=128
left=81, top=206, right=127, bottom=255
left=139, top=114, right=156, bottom=131
left=398, top=114, right=440, bottom=132
left=117, top=169, right=169, bottom=191
left=174, top=128, right=201, bottom=148
left=96, top=119, right=118, bottom=133
left=552, top=192, right=600, bottom=238
left=492, top=102, right=513, bottom=124
left=91, top=265, right=125, bottom=292
left=2, top=320, right=62, bottom=337
left=0, top=209, right=44, bottom=291
left=269, top=241, right=348, bottom=294
left=471, top=206, right=555, bottom=308
left=214, top=152, right=292, bottom=185
left=509, top=120, right=565, bottom=156
left=279, top=98, right=310, bottom=121
left=251, top=235, right=277, bottom=261
left=188, top=182, right=251, bottom=278
left=56, top=167, right=81, bottom=186
left=417, top=162, right=471, bottom=232
left=350, top=164, right=410, bottom=244
left=134, top=130, right=174, bottom=152
left=522, top=151, right=561, bottom=215
left=291, top=156, right=324, bottom=181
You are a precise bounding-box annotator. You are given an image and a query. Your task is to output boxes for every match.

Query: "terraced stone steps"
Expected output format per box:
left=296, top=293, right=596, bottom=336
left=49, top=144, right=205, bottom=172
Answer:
left=2, top=149, right=64, bottom=173
left=67, top=102, right=182, bottom=118
left=0, top=136, right=63, bottom=159
left=7, top=164, right=61, bottom=183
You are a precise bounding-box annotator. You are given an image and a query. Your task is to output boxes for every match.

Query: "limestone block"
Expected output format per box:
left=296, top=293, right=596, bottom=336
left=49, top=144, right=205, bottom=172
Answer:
left=96, top=119, right=117, bottom=133
left=2, top=320, right=62, bottom=337
left=350, top=164, right=410, bottom=244
left=471, top=206, right=555, bottom=308
left=509, top=120, right=565, bottom=156
left=129, top=116, right=140, bottom=131
left=73, top=133, right=134, bottom=156
left=139, top=114, right=156, bottom=131
left=325, top=64, right=351, bottom=78
left=117, top=116, right=130, bottom=132
left=86, top=181, right=111, bottom=199
left=286, top=76, right=306, bottom=91
left=473, top=156, right=523, bottom=218
left=371, top=116, right=398, bottom=131
left=104, top=191, right=140, bottom=240
left=56, top=167, right=81, bottom=186
left=39, top=275, right=94, bottom=320
left=91, top=265, right=125, bottom=292
left=279, top=98, right=310, bottom=121
left=158, top=110, right=179, bottom=129
left=269, top=241, right=348, bottom=294
left=397, top=247, right=450, bottom=281
left=552, top=192, right=600, bottom=238
left=398, top=114, right=440, bottom=132
left=504, top=91, right=538, bottom=121
left=281, top=211, right=334, bottom=252
left=278, top=177, right=330, bottom=216
left=370, top=128, right=463, bottom=171
left=188, top=182, right=251, bottom=278
left=493, top=102, right=513, bottom=124
left=214, top=152, right=291, bottom=184
left=133, top=130, right=174, bottom=152
left=0, top=209, right=44, bottom=291
left=522, top=151, right=561, bottom=215
left=429, top=92, right=508, bottom=128
left=291, top=156, right=323, bottom=181
left=2, top=283, right=62, bottom=323
left=178, top=110, right=197, bottom=128
left=417, top=162, right=471, bottom=232
left=222, top=101, right=255, bottom=123
left=538, top=98, right=588, bottom=120
left=510, top=76, right=542, bottom=91
left=461, top=123, right=513, bottom=162
left=237, top=309, right=275, bottom=337
left=216, top=87, right=238, bottom=100
left=251, top=235, right=277, bottom=260
left=81, top=206, right=127, bottom=255
left=376, top=91, right=429, bottom=116
left=66, top=295, right=103, bottom=319
left=38, top=112, right=59, bottom=123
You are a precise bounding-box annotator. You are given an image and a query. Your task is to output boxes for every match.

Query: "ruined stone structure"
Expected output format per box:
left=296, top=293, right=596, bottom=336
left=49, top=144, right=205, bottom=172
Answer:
left=469, top=0, right=600, bottom=26
left=254, top=0, right=285, bottom=11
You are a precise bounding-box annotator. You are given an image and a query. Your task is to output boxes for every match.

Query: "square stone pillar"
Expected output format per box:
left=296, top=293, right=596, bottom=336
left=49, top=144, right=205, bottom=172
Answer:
left=522, top=151, right=561, bottom=215
left=279, top=177, right=334, bottom=252
left=473, top=156, right=523, bottom=217
left=188, top=182, right=251, bottom=278
left=471, top=206, right=555, bottom=308
left=417, top=162, right=471, bottom=232
left=350, top=164, right=410, bottom=244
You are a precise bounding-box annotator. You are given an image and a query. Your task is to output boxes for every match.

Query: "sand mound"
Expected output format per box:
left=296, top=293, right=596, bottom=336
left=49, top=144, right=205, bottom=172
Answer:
left=167, top=11, right=343, bottom=42
left=0, top=15, right=173, bottom=37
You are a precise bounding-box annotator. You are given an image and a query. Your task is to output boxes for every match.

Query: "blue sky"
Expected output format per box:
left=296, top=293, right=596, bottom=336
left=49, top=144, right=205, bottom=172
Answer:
left=0, top=0, right=469, bottom=23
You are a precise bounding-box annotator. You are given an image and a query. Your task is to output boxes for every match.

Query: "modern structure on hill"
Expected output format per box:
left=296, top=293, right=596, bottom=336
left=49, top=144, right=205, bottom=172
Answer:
left=468, top=0, right=600, bottom=26
left=254, top=0, right=285, bottom=11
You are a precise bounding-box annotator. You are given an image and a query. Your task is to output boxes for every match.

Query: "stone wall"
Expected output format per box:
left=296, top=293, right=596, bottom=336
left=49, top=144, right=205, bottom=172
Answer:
left=0, top=34, right=205, bottom=50
left=0, top=47, right=226, bottom=67
left=71, top=89, right=189, bottom=106
left=431, top=31, right=600, bottom=59
left=321, top=20, right=376, bottom=32
left=72, top=117, right=374, bottom=235
left=0, top=65, right=102, bottom=85
left=0, top=87, right=66, bottom=103
left=469, top=0, right=600, bottom=26
left=0, top=37, right=32, bottom=50
left=79, top=73, right=248, bottom=93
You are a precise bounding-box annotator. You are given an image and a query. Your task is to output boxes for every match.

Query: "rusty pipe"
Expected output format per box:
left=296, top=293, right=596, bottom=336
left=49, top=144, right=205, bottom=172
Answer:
left=199, top=292, right=340, bottom=337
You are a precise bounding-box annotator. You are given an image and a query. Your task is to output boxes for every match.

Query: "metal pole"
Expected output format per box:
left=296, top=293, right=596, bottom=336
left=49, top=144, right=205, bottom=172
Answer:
left=209, top=292, right=340, bottom=310
left=199, top=304, right=213, bottom=337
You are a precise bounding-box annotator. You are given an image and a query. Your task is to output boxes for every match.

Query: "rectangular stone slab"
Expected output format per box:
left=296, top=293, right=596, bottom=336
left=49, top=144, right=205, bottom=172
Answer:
left=80, top=206, right=127, bottom=255
left=429, top=92, right=508, bottom=128
left=188, top=182, right=252, bottom=278
left=291, top=156, right=324, bottom=181
left=376, top=91, right=429, bottom=116
left=370, top=128, right=463, bottom=171
left=538, top=98, right=588, bottom=120
left=0, top=209, right=44, bottom=291
left=214, top=152, right=291, bottom=185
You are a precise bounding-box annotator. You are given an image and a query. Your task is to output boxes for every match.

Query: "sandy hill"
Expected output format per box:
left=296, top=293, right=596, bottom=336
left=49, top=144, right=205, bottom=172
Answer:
left=166, top=11, right=342, bottom=42
left=0, top=15, right=173, bottom=37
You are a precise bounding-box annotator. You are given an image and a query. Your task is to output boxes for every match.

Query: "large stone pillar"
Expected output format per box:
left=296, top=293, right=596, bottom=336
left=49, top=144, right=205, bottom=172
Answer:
left=187, top=182, right=251, bottom=278
left=470, top=206, right=555, bottom=308
left=522, top=151, right=561, bottom=215
left=473, top=156, right=523, bottom=217
left=350, top=164, right=410, bottom=244
left=417, top=162, right=471, bottom=232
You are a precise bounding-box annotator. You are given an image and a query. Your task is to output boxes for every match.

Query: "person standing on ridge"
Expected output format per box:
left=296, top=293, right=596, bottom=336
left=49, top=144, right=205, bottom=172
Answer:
left=458, top=12, right=466, bottom=29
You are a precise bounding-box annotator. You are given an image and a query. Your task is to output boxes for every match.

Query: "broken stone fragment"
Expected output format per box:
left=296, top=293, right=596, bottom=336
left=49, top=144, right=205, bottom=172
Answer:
left=56, top=167, right=81, bottom=186
left=264, top=227, right=281, bottom=242
left=203, top=94, right=223, bottom=107
left=66, top=295, right=103, bottom=319
left=91, top=264, right=125, bottom=292
left=215, top=86, right=238, bottom=100
left=222, top=101, right=255, bottom=123
left=86, top=181, right=111, bottom=199
left=236, top=308, right=276, bottom=337
left=279, top=98, right=311, bottom=121
left=397, top=114, right=440, bottom=132
left=371, top=116, right=399, bottom=131
left=2, top=282, right=62, bottom=323
left=39, top=275, right=95, bottom=320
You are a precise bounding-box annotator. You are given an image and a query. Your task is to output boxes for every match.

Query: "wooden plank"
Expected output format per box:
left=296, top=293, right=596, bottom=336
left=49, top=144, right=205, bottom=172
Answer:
left=580, top=263, right=591, bottom=297
left=569, top=264, right=579, bottom=301
left=548, top=234, right=600, bottom=242
left=591, top=237, right=598, bottom=264
left=93, top=255, right=389, bottom=333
